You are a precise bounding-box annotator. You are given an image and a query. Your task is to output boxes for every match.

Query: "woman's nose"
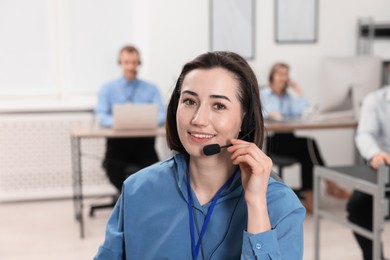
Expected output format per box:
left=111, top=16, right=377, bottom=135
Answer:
left=191, top=106, right=210, bottom=126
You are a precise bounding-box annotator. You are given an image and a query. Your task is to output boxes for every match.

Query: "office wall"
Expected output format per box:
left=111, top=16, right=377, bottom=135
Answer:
left=141, top=0, right=390, bottom=104
left=2, top=0, right=389, bottom=101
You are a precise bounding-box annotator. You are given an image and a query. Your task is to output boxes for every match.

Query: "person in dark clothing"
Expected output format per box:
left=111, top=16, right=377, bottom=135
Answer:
left=103, top=137, right=159, bottom=191
left=265, top=132, right=324, bottom=193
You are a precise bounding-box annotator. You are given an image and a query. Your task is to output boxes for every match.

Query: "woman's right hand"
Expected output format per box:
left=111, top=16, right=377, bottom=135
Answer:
left=227, top=138, right=272, bottom=234
left=288, top=79, right=304, bottom=96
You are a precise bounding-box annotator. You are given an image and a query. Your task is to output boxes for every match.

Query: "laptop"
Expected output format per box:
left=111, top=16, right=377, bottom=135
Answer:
left=112, top=104, right=158, bottom=130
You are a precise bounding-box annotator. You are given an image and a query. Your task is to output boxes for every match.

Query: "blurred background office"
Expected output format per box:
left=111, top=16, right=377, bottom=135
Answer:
left=0, top=0, right=389, bottom=259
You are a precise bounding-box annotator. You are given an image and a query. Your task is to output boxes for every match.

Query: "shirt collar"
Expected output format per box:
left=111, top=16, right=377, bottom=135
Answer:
left=266, top=87, right=288, bottom=99
left=173, top=153, right=243, bottom=205
left=173, top=153, right=189, bottom=191
left=120, top=76, right=138, bottom=86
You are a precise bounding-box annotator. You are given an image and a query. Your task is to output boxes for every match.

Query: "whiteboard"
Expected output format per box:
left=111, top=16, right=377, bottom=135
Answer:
left=0, top=0, right=134, bottom=96
left=0, top=0, right=53, bottom=94
left=210, top=0, right=255, bottom=60
left=275, top=0, right=318, bottom=43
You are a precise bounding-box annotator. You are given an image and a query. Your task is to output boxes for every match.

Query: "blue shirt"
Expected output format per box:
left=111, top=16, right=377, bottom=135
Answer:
left=95, top=77, right=166, bottom=127
left=94, top=153, right=305, bottom=259
left=355, top=86, right=390, bottom=160
left=260, top=87, right=308, bottom=118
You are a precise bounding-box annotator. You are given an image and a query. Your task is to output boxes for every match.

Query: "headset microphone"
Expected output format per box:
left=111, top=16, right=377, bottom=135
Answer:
left=203, top=143, right=231, bottom=156
left=203, top=128, right=255, bottom=156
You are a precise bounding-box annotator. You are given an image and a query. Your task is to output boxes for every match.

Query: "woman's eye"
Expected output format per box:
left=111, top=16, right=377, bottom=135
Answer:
left=183, top=98, right=195, bottom=106
left=214, top=103, right=226, bottom=110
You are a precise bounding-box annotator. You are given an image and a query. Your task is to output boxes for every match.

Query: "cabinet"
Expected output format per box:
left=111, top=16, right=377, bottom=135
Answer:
left=357, top=18, right=390, bottom=85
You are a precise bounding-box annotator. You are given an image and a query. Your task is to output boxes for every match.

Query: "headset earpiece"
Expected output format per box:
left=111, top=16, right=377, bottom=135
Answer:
left=239, top=114, right=255, bottom=141
left=238, top=84, right=256, bottom=142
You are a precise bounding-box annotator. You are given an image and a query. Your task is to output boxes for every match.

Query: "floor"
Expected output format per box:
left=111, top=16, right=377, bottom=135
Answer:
left=0, top=195, right=388, bottom=260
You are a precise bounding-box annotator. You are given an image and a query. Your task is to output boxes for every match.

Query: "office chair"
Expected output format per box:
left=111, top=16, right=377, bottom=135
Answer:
left=89, top=195, right=118, bottom=217
left=268, top=153, right=299, bottom=180
left=263, top=133, right=300, bottom=180
left=267, top=153, right=305, bottom=199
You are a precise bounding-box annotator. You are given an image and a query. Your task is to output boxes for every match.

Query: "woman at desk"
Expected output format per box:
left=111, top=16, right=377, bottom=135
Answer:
left=260, top=62, right=350, bottom=212
left=95, top=52, right=305, bottom=259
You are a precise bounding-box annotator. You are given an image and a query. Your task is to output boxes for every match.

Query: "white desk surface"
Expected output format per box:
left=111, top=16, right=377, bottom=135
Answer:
left=70, top=125, right=166, bottom=138
left=71, top=115, right=357, bottom=138
left=265, top=116, right=358, bottom=132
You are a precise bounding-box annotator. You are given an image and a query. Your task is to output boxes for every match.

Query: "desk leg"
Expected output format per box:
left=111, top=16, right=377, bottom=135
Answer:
left=373, top=166, right=388, bottom=260
left=314, top=167, right=321, bottom=260
left=373, top=191, right=381, bottom=260
left=71, top=136, right=84, bottom=238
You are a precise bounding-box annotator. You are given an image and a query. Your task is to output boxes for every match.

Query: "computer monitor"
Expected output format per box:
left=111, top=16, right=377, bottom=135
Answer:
left=316, top=56, right=382, bottom=116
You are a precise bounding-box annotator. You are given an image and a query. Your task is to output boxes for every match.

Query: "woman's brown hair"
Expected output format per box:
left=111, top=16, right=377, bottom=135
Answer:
left=268, top=62, right=289, bottom=89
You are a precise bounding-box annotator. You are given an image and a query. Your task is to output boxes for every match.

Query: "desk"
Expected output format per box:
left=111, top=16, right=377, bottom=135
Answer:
left=70, top=125, right=165, bottom=238
left=264, top=116, right=357, bottom=132
left=314, top=165, right=390, bottom=260
left=264, top=116, right=360, bottom=164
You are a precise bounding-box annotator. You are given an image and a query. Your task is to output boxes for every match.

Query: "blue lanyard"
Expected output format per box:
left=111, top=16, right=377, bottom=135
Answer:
left=186, top=166, right=238, bottom=260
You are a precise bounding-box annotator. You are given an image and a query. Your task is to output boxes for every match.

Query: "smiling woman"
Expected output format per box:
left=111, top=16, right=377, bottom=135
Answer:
left=94, top=51, right=306, bottom=260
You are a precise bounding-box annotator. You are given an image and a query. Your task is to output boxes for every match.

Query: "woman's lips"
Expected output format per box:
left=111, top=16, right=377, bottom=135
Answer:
left=188, top=131, right=215, bottom=143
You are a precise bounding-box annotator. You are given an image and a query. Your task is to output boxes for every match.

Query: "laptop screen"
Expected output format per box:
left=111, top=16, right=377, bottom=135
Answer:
left=112, top=104, right=158, bottom=130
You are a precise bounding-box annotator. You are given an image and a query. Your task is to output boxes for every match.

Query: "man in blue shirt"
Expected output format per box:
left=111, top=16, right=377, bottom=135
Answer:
left=95, top=45, right=166, bottom=191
